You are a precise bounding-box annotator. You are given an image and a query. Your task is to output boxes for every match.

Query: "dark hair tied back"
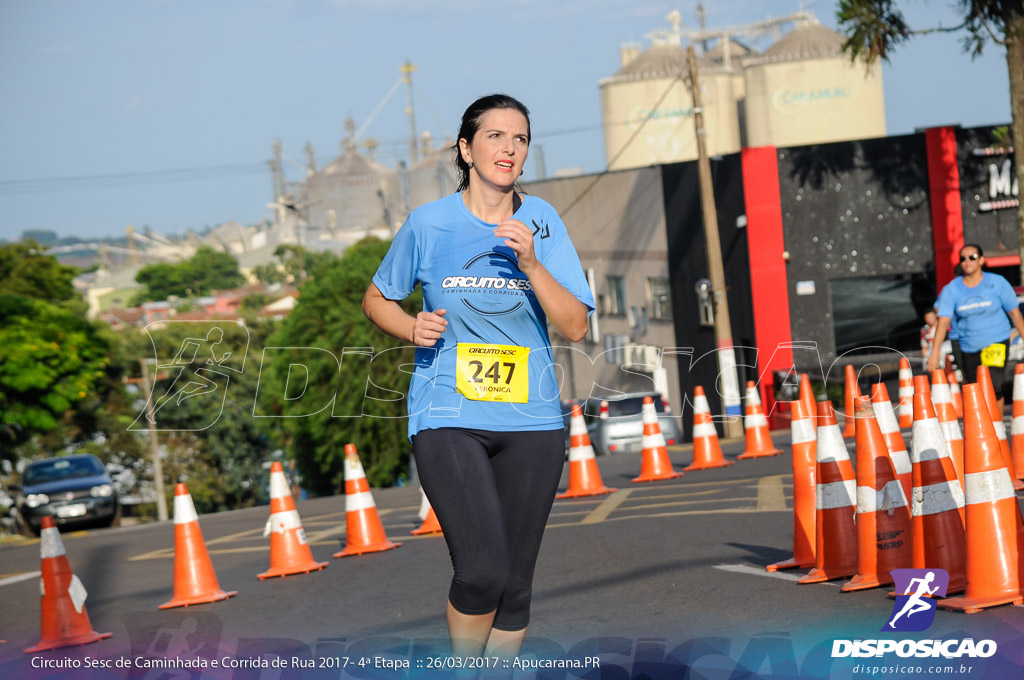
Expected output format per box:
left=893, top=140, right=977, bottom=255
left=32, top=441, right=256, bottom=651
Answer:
left=450, top=94, right=531, bottom=192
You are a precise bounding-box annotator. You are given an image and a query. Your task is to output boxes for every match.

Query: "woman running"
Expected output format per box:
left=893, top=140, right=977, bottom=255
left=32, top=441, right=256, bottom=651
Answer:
left=363, top=93, right=594, bottom=661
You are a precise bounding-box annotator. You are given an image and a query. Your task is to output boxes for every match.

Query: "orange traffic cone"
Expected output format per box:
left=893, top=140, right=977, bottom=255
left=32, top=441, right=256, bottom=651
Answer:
left=946, top=356, right=964, bottom=419
left=767, top=397, right=816, bottom=572
left=562, top=403, right=620, bottom=494
left=24, top=517, right=112, bottom=653
left=799, top=401, right=859, bottom=584
left=334, top=444, right=402, bottom=557
left=1011, top=364, right=1024, bottom=482
left=413, top=508, right=442, bottom=535
left=931, top=369, right=965, bottom=489
left=842, top=365, right=859, bottom=439
left=842, top=396, right=912, bottom=591
left=412, top=490, right=442, bottom=535
left=908, top=379, right=967, bottom=594
left=937, top=383, right=1024, bottom=613
left=799, top=373, right=816, bottom=427
left=258, top=462, right=328, bottom=579
left=159, top=484, right=237, bottom=609
left=869, top=383, right=913, bottom=503
left=684, top=386, right=733, bottom=471
left=896, top=358, right=914, bottom=429
left=976, top=366, right=1024, bottom=490
left=738, top=381, right=782, bottom=459
left=633, top=397, right=684, bottom=482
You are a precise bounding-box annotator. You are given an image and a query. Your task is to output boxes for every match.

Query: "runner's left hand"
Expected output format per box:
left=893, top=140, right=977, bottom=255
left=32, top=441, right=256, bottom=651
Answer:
left=494, top=219, right=537, bottom=275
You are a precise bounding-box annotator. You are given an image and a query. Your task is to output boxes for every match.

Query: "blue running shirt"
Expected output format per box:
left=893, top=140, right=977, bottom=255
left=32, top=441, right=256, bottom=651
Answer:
left=935, top=272, right=1017, bottom=352
left=373, top=192, right=595, bottom=439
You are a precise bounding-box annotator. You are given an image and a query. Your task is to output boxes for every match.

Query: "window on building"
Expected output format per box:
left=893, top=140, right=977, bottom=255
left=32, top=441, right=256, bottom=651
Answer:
left=607, top=276, right=626, bottom=316
left=648, top=277, right=672, bottom=320
left=830, top=273, right=934, bottom=355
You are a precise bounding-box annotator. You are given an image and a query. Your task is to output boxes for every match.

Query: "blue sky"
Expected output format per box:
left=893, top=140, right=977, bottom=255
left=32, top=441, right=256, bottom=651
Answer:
left=0, top=0, right=1013, bottom=241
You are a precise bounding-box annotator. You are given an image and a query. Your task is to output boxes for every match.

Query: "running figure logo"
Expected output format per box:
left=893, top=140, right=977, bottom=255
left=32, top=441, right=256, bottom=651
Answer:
left=882, top=568, right=949, bottom=632
left=130, top=321, right=249, bottom=432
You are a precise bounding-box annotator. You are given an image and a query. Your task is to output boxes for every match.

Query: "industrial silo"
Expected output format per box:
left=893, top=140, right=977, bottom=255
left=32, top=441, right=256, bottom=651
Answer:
left=600, top=38, right=743, bottom=171
left=407, top=136, right=459, bottom=211
left=303, top=143, right=404, bottom=236
left=704, top=38, right=758, bottom=147
left=742, top=16, right=885, bottom=148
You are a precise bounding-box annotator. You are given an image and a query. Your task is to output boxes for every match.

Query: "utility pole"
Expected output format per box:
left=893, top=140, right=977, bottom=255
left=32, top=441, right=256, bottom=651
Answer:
left=269, top=139, right=284, bottom=227
left=139, top=359, right=169, bottom=521
left=687, top=45, right=742, bottom=438
left=401, top=60, right=418, bottom=165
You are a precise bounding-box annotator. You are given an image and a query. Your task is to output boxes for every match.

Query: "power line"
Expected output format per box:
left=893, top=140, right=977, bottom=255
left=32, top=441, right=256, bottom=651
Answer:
left=0, top=120, right=635, bottom=197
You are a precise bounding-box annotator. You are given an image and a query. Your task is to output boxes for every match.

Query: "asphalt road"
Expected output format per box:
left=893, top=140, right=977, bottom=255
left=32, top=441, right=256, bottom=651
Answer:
left=2, top=431, right=1024, bottom=679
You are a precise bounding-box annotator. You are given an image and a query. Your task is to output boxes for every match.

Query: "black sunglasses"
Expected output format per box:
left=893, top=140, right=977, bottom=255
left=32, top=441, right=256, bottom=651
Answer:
left=959, top=253, right=981, bottom=262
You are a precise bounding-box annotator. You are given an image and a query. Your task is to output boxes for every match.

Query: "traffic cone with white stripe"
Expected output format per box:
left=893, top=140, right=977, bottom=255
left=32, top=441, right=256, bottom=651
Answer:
left=1010, top=364, right=1024, bottom=483
left=842, top=396, right=912, bottom=591
left=738, top=381, right=782, bottom=459
left=684, top=386, right=733, bottom=471
left=976, top=365, right=1024, bottom=491
left=870, top=382, right=913, bottom=503
left=799, top=374, right=816, bottom=427
left=931, top=369, right=965, bottom=489
left=24, top=516, right=112, bottom=653
left=908, top=377, right=967, bottom=594
left=897, top=358, right=914, bottom=429
left=842, top=365, right=859, bottom=439
left=412, top=488, right=442, bottom=535
left=946, top=356, right=964, bottom=419
left=159, top=484, right=237, bottom=609
left=633, top=397, right=684, bottom=482
left=799, top=401, right=859, bottom=584
left=258, top=462, right=328, bottom=579
left=334, top=444, right=402, bottom=557
left=563, top=403, right=621, bottom=493
left=937, top=383, right=1024, bottom=613
left=767, top=397, right=817, bottom=572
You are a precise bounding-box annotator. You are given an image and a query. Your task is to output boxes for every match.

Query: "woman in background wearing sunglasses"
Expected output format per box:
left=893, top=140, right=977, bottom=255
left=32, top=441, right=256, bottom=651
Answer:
left=927, top=243, right=1024, bottom=411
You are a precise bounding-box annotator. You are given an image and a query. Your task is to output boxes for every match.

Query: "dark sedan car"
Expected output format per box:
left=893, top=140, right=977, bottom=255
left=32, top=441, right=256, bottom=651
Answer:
left=13, top=454, right=119, bottom=534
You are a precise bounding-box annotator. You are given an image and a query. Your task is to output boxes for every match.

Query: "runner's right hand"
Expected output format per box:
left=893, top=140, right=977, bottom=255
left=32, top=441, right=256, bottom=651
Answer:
left=413, top=309, right=447, bottom=346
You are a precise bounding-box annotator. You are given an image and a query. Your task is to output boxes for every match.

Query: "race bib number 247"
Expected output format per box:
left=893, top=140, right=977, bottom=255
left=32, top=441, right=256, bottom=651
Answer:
left=456, top=343, right=529, bottom=403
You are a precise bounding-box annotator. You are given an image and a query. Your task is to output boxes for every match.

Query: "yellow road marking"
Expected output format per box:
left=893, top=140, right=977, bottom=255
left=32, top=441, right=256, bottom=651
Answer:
left=623, top=488, right=728, bottom=504
left=623, top=478, right=751, bottom=495
left=127, top=476, right=786, bottom=559
left=581, top=489, right=632, bottom=524
left=550, top=506, right=765, bottom=528
left=756, top=475, right=788, bottom=511
left=616, top=496, right=758, bottom=513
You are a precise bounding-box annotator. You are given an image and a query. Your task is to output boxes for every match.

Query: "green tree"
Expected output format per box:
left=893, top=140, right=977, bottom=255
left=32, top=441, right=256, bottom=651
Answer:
left=132, top=246, right=246, bottom=304
left=837, top=0, right=1024, bottom=279
left=274, top=244, right=336, bottom=282
left=260, top=238, right=416, bottom=494
left=0, top=242, right=112, bottom=459
left=125, top=321, right=285, bottom=513
left=0, top=295, right=110, bottom=455
left=0, top=240, right=78, bottom=303
left=252, top=263, right=286, bottom=286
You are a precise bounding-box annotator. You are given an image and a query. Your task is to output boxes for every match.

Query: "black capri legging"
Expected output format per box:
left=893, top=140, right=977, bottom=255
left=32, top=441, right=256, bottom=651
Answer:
left=960, top=339, right=1009, bottom=402
left=412, top=427, right=565, bottom=631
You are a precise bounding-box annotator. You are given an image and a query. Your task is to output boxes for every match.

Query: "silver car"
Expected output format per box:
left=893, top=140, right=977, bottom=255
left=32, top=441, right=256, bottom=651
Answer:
left=578, top=392, right=682, bottom=456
